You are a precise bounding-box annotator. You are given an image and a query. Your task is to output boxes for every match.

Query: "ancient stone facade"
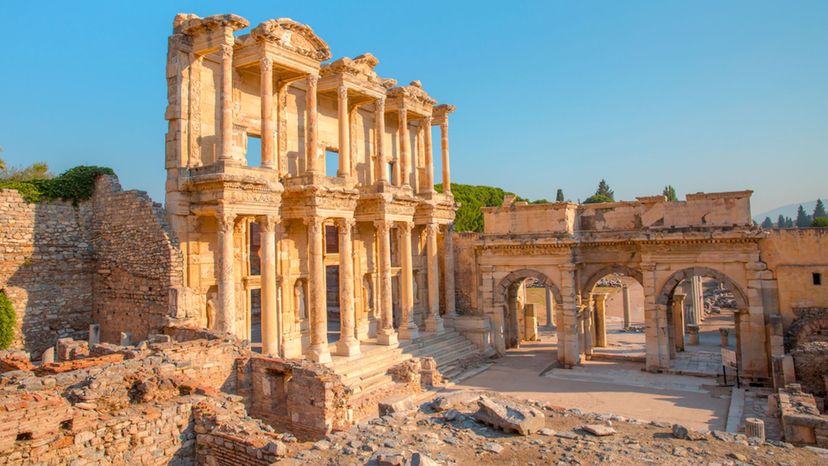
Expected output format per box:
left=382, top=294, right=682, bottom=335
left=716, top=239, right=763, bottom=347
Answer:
left=453, top=192, right=828, bottom=385
left=163, top=13, right=458, bottom=363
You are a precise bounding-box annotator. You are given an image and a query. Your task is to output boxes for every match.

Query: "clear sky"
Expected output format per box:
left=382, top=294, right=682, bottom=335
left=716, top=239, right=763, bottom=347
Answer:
left=2, top=1, right=827, bottom=214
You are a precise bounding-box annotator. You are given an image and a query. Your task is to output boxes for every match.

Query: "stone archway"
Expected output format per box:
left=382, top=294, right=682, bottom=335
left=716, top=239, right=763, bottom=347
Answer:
left=494, top=269, right=563, bottom=351
left=655, top=267, right=748, bottom=309
left=581, top=265, right=644, bottom=354
left=582, top=265, right=643, bottom=297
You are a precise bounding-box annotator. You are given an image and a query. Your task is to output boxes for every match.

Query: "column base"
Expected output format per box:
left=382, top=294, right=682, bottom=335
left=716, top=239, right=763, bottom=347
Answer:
left=356, top=320, right=371, bottom=341
left=281, top=332, right=304, bottom=359
left=335, top=338, right=361, bottom=357
left=307, top=343, right=332, bottom=364
left=423, top=315, right=444, bottom=333
left=376, top=328, right=398, bottom=346
left=398, top=323, right=420, bottom=340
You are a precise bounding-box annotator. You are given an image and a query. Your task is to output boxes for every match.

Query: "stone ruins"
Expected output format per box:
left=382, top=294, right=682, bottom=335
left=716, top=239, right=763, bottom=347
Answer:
left=1, top=11, right=827, bottom=466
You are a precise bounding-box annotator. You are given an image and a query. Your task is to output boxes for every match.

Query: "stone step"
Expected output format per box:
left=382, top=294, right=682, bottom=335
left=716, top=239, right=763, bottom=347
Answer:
left=347, top=373, right=395, bottom=394
left=341, top=353, right=413, bottom=385
left=332, top=345, right=406, bottom=373
left=403, top=335, right=469, bottom=357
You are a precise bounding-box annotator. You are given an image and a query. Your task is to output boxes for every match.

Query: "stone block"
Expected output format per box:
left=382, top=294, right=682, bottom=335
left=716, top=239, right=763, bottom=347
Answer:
left=474, top=396, right=544, bottom=435
left=379, top=394, right=417, bottom=416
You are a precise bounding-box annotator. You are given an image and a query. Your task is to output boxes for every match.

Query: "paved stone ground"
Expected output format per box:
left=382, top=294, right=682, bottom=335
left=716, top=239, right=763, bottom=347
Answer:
left=454, top=333, right=731, bottom=431
left=742, top=388, right=783, bottom=441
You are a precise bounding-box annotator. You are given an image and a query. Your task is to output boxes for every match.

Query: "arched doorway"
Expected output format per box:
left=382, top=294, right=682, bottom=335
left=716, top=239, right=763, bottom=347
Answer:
left=581, top=265, right=645, bottom=361
left=494, top=269, right=563, bottom=354
left=656, top=267, right=749, bottom=375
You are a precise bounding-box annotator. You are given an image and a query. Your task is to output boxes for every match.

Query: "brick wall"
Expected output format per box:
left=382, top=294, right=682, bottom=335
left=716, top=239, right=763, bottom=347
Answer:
left=0, top=189, right=95, bottom=357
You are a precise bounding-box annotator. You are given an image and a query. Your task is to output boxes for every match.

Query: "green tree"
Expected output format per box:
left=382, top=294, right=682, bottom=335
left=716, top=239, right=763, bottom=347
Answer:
left=761, top=217, right=773, bottom=228
left=0, top=292, right=15, bottom=350
left=813, top=217, right=828, bottom=228
left=813, top=199, right=826, bottom=219
left=777, top=214, right=786, bottom=228
left=786, top=217, right=794, bottom=228
left=662, top=185, right=678, bottom=201
left=556, top=189, right=564, bottom=202
left=796, top=205, right=811, bottom=228
left=595, top=179, right=614, bottom=200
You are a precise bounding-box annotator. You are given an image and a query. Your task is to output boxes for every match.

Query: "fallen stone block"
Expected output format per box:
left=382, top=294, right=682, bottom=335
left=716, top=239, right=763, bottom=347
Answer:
left=372, top=449, right=406, bottom=466
left=482, top=442, right=504, bottom=453
left=474, top=396, right=545, bottom=435
left=379, top=394, right=417, bottom=416
left=581, top=424, right=616, bottom=436
left=431, top=390, right=481, bottom=411
left=0, top=350, right=34, bottom=372
left=672, top=424, right=707, bottom=441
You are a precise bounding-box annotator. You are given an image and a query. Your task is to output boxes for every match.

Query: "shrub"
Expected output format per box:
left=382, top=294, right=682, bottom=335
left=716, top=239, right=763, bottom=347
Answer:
left=812, top=217, right=828, bottom=228
left=0, top=165, right=113, bottom=205
left=0, top=292, right=15, bottom=350
left=583, top=193, right=614, bottom=204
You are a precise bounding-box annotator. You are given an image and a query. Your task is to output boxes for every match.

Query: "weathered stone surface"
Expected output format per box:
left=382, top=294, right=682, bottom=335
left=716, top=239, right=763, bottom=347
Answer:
left=474, top=396, right=544, bottom=435
left=672, top=424, right=708, bottom=441
left=582, top=424, right=616, bottom=436
left=379, top=394, right=418, bottom=417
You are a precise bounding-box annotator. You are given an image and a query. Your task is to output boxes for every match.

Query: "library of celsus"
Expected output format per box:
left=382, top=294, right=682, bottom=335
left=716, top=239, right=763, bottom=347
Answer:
left=0, top=11, right=827, bottom=466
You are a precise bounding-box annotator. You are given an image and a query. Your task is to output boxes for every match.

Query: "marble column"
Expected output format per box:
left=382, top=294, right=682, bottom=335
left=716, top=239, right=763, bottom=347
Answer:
left=375, top=96, right=387, bottom=184
left=424, top=116, right=434, bottom=193
left=219, top=44, right=235, bottom=161
left=443, top=223, right=457, bottom=318
left=583, top=298, right=593, bottom=357
left=260, top=57, right=275, bottom=169
left=307, top=217, right=331, bottom=363
left=258, top=216, right=278, bottom=355
left=622, top=285, right=632, bottom=329
left=673, top=293, right=686, bottom=352
left=305, top=74, right=320, bottom=175
left=337, top=84, right=350, bottom=177
left=216, top=212, right=236, bottom=335
left=558, top=265, right=580, bottom=367
left=424, top=224, right=444, bottom=333
left=398, top=106, right=409, bottom=187
left=375, top=220, right=398, bottom=345
left=440, top=118, right=451, bottom=193
left=594, top=293, right=608, bottom=347
left=691, top=275, right=704, bottom=325
left=545, top=287, right=554, bottom=328
left=398, top=222, right=419, bottom=340
left=336, top=218, right=359, bottom=356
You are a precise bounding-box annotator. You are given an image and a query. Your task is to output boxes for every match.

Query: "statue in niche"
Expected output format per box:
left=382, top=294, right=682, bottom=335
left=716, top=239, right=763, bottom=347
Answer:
left=362, top=275, right=374, bottom=315
left=294, top=280, right=306, bottom=320
left=205, top=289, right=217, bottom=329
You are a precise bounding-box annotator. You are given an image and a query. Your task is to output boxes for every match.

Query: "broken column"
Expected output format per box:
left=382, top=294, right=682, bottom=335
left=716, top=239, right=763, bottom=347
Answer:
left=687, top=324, right=699, bottom=345
left=719, top=327, right=730, bottom=347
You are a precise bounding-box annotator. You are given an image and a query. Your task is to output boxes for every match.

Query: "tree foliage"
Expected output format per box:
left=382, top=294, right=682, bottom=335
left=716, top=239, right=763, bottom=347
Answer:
left=556, top=189, right=565, bottom=202
left=812, top=217, right=828, bottom=228
left=786, top=217, right=794, bottom=228
left=662, top=185, right=678, bottom=201
left=796, top=205, right=811, bottom=228
left=595, top=179, right=614, bottom=201
left=0, top=292, right=15, bottom=350
left=761, top=217, right=773, bottom=228
left=584, top=193, right=614, bottom=204
left=776, top=214, right=786, bottom=228
left=436, top=183, right=525, bottom=232
left=0, top=165, right=114, bottom=205
left=814, top=199, right=826, bottom=220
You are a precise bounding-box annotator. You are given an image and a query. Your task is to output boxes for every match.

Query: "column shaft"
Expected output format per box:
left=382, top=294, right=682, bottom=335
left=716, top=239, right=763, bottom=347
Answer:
left=376, top=221, right=398, bottom=345
left=594, top=293, right=608, bottom=347
left=259, top=216, right=278, bottom=355
left=219, top=44, right=234, bottom=161
left=398, top=107, right=409, bottom=187
left=216, top=212, right=236, bottom=335
left=337, top=85, right=350, bottom=177
left=443, top=224, right=457, bottom=318
left=260, top=57, right=275, bottom=169
left=305, top=74, right=320, bottom=174
left=424, top=116, right=434, bottom=192
left=673, top=293, right=686, bottom=352
left=691, top=275, right=704, bottom=325
left=307, top=217, right=330, bottom=362
left=545, top=287, right=553, bottom=328
left=622, top=285, right=632, bottom=329
left=336, top=219, right=359, bottom=356
left=375, top=97, right=387, bottom=183
left=398, top=223, right=419, bottom=339
left=424, top=224, right=444, bottom=332
left=440, top=120, right=451, bottom=193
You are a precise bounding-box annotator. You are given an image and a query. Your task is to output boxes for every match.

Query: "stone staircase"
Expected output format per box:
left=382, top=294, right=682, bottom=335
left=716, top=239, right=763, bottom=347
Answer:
left=329, top=329, right=486, bottom=396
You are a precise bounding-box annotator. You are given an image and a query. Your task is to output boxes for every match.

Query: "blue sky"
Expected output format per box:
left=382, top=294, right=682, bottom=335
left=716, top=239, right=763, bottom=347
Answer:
left=1, top=1, right=826, bottom=214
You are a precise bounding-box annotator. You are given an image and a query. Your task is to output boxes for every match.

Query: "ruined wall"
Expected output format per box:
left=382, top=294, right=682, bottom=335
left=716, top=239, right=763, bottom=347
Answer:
left=0, top=189, right=95, bottom=358
left=760, top=229, right=828, bottom=325
left=453, top=232, right=480, bottom=313
left=92, top=176, right=185, bottom=343
left=0, top=176, right=187, bottom=357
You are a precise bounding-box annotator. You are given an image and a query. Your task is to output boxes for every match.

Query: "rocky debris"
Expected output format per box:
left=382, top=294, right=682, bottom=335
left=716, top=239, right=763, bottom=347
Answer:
left=474, top=396, right=544, bottom=435
left=431, top=390, right=480, bottom=411
left=410, top=451, right=441, bottom=466
left=672, top=424, right=708, bottom=441
left=372, top=449, right=407, bottom=465
left=482, top=442, right=504, bottom=453
left=0, top=350, right=33, bottom=373
left=581, top=424, right=616, bottom=436
left=379, top=393, right=418, bottom=416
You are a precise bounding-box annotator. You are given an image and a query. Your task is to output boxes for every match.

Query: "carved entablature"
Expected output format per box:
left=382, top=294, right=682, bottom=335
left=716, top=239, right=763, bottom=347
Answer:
left=414, top=194, right=457, bottom=225
left=319, top=53, right=390, bottom=99
left=386, top=81, right=437, bottom=117
left=354, top=194, right=419, bottom=222
left=245, top=18, right=331, bottom=61
left=175, top=13, right=249, bottom=55
left=280, top=185, right=360, bottom=219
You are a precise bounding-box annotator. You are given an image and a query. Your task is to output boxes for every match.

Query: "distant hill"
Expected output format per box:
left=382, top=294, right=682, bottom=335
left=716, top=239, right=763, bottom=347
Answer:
left=435, top=183, right=540, bottom=232
left=753, top=198, right=827, bottom=223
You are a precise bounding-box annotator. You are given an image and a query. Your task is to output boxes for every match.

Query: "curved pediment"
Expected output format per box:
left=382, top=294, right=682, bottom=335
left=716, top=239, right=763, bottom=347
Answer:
left=249, top=18, right=331, bottom=61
